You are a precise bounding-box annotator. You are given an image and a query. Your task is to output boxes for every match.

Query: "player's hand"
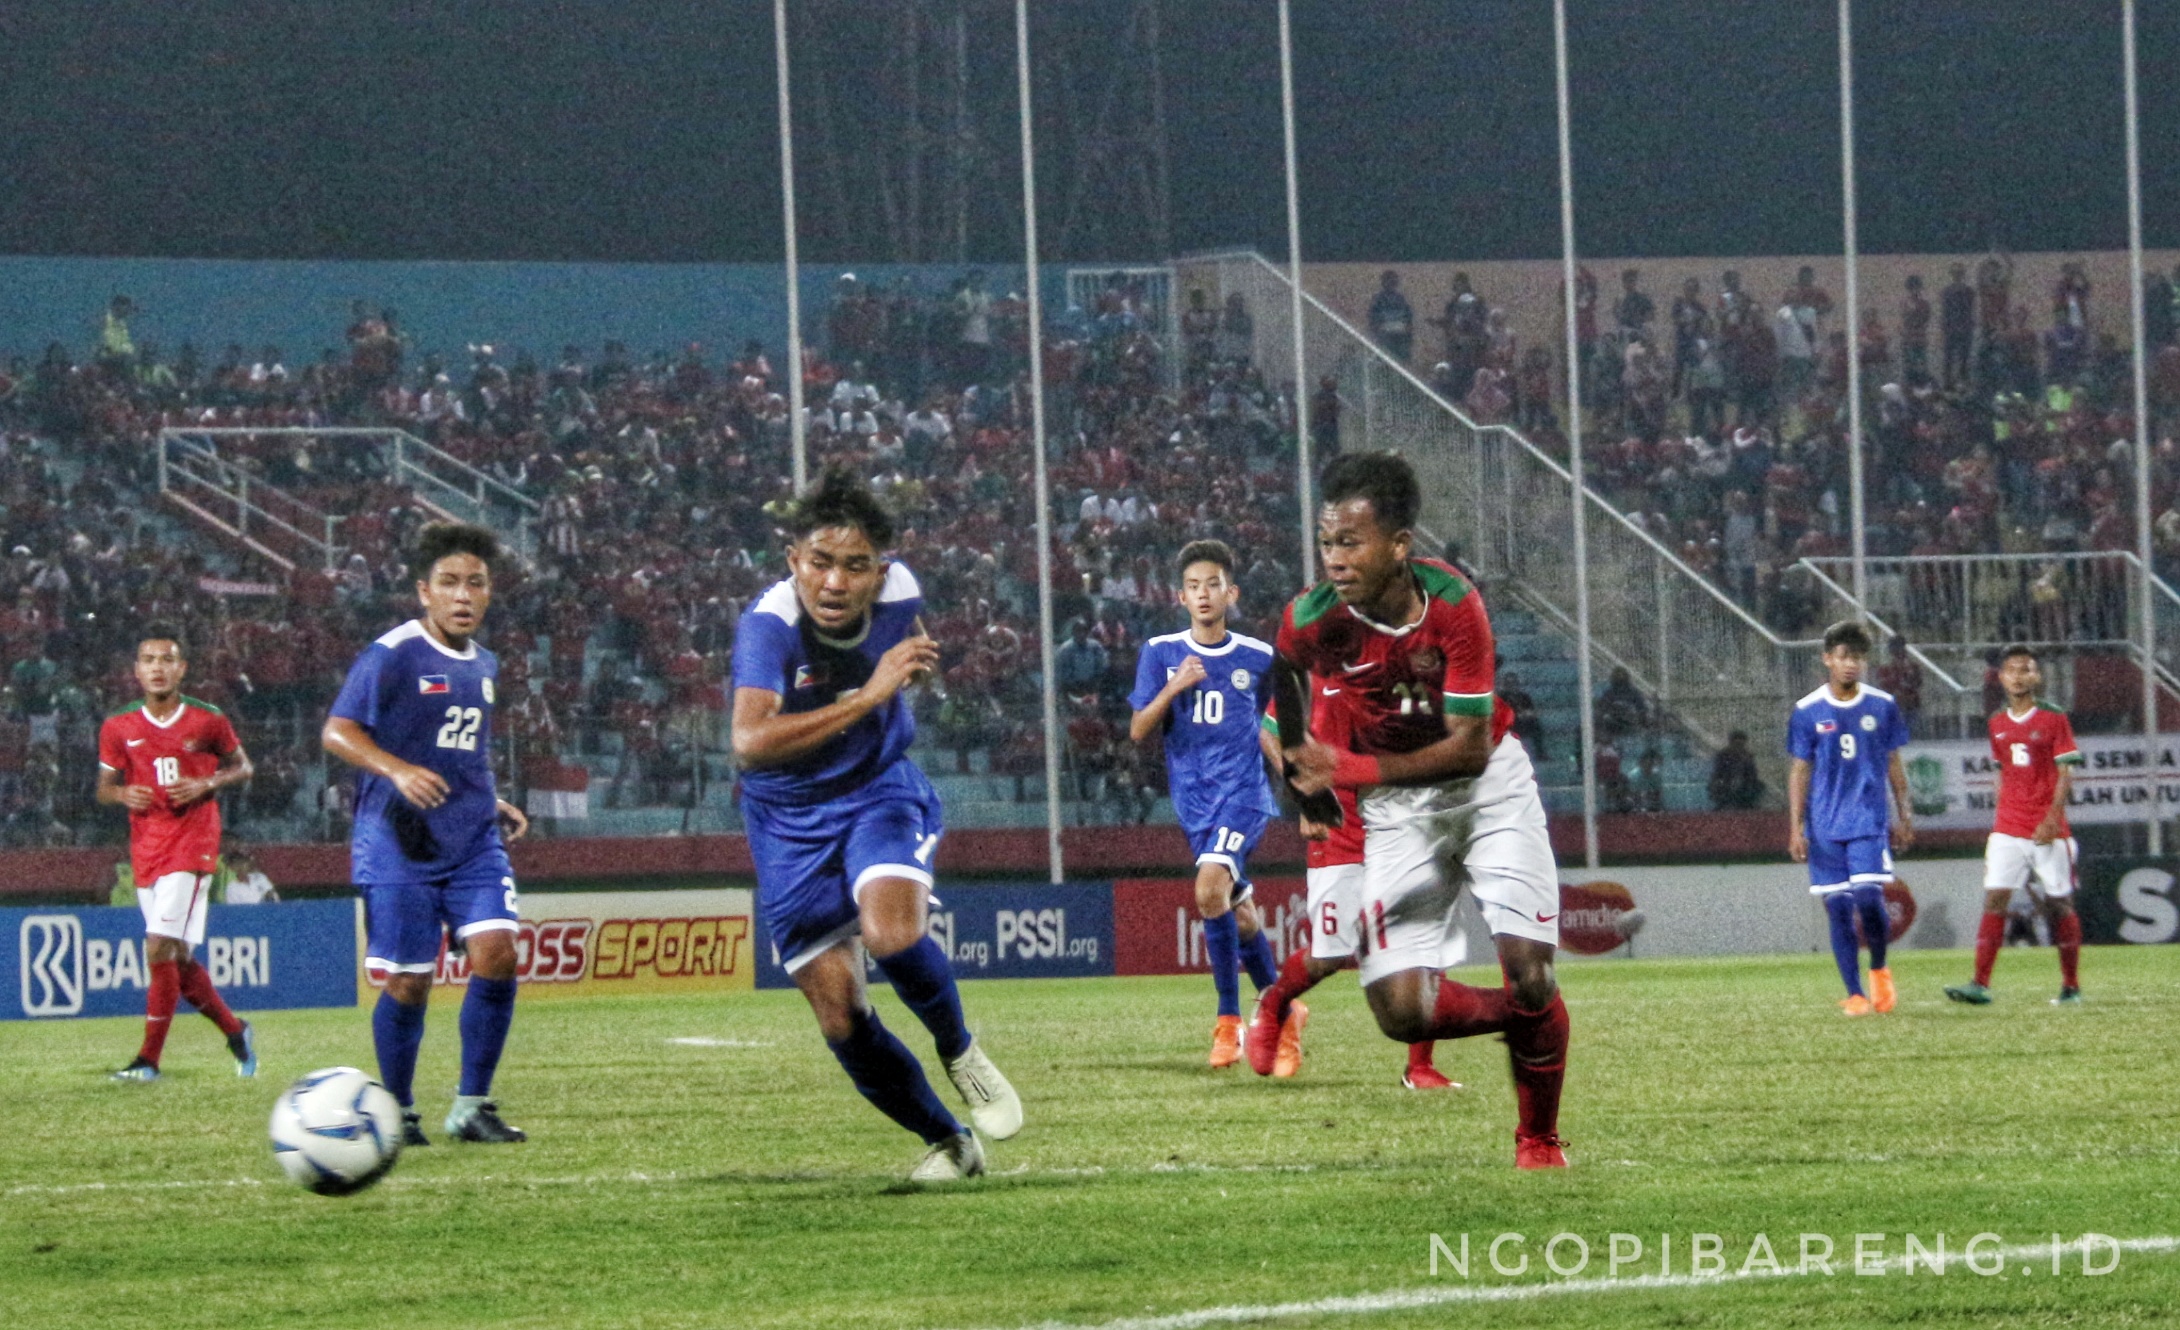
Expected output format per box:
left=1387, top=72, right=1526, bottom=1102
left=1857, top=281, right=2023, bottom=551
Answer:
left=1168, top=655, right=1207, bottom=694
left=1287, top=738, right=1338, bottom=796
left=2031, top=816, right=2059, bottom=847
left=1788, top=827, right=1808, bottom=863
left=1298, top=813, right=1332, bottom=842
left=165, top=775, right=217, bottom=809
left=388, top=761, right=451, bottom=810
left=1891, top=818, right=1915, bottom=852
left=869, top=634, right=943, bottom=701
left=497, top=798, right=530, bottom=842
left=119, top=784, right=157, bottom=813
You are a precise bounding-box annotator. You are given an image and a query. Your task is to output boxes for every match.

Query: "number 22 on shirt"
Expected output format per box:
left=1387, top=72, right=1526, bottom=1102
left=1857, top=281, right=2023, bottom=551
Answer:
left=435, top=706, right=483, bottom=751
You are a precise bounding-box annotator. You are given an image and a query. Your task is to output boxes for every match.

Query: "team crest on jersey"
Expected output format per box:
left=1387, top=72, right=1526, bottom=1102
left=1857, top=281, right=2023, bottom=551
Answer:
left=1231, top=668, right=1251, bottom=691
left=1815, top=720, right=1838, bottom=734
left=482, top=678, right=495, bottom=704
left=419, top=675, right=450, bottom=695
left=1860, top=714, right=1877, bottom=731
left=793, top=664, right=815, bottom=690
left=1410, top=647, right=1443, bottom=676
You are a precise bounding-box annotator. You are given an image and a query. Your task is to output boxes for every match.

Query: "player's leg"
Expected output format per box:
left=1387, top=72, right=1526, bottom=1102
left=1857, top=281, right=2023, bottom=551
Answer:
left=845, top=775, right=1022, bottom=1139
left=2035, top=838, right=2083, bottom=1002
left=115, top=872, right=208, bottom=1079
left=1247, top=864, right=1358, bottom=1076
left=363, top=880, right=440, bottom=1142
left=442, top=859, right=525, bottom=1142
left=1947, top=868, right=2013, bottom=1004
left=794, top=942, right=981, bottom=1180
left=153, top=872, right=251, bottom=1071
left=1233, top=896, right=1280, bottom=992
left=1808, top=837, right=1868, bottom=1010
left=1849, top=839, right=1894, bottom=1011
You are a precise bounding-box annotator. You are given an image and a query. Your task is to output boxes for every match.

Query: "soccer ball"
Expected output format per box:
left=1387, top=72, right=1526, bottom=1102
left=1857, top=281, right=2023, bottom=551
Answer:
left=269, top=1067, right=403, bottom=1196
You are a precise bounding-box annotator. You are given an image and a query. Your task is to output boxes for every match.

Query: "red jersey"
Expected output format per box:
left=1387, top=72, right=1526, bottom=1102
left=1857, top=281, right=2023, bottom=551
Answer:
left=1275, top=559, right=1513, bottom=759
left=1263, top=677, right=1366, bottom=869
left=1988, top=704, right=2080, bottom=839
left=98, top=697, right=240, bottom=885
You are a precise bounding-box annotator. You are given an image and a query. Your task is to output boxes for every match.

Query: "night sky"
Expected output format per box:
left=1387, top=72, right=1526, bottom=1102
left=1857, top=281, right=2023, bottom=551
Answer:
left=2, top=0, right=2175, bottom=263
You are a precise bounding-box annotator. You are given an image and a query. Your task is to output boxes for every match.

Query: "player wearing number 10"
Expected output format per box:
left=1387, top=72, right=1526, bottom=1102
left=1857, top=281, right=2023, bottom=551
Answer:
left=323, top=522, right=532, bottom=1146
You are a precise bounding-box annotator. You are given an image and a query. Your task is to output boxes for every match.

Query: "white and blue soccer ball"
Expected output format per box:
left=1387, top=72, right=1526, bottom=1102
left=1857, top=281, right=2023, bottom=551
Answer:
left=270, top=1067, right=403, bottom=1196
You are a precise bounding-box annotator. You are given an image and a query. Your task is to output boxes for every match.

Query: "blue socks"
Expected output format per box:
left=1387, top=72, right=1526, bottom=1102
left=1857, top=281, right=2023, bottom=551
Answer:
left=875, top=936, right=973, bottom=1062
left=1825, top=891, right=1865, bottom=996
left=828, top=1009, right=962, bottom=1145
left=372, top=992, right=427, bottom=1108
left=1854, top=883, right=1891, bottom=972
left=1204, top=911, right=1242, bottom=1017
left=1240, top=926, right=1278, bottom=991
left=458, top=976, right=518, bottom=1097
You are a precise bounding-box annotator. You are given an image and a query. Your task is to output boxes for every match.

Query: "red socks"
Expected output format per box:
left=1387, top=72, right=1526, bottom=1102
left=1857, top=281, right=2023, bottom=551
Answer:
left=1973, top=912, right=2004, bottom=986
left=178, top=960, right=245, bottom=1037
left=2055, top=912, right=2082, bottom=988
left=139, top=960, right=181, bottom=1066
left=1261, top=947, right=1329, bottom=1020
left=1406, top=1040, right=1437, bottom=1070
left=1505, top=992, right=1570, bottom=1143
left=1429, top=980, right=1513, bottom=1040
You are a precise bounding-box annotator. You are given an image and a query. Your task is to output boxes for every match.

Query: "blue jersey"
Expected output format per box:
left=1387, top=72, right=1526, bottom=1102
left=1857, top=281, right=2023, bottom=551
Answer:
left=1129, top=628, right=1278, bottom=834
left=731, top=563, right=923, bottom=806
left=1788, top=684, right=1910, bottom=841
left=330, top=619, right=504, bottom=883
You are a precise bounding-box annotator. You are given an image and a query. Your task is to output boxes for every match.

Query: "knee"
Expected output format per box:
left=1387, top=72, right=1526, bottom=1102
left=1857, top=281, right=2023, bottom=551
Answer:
left=862, top=920, right=922, bottom=960
left=1506, top=962, right=1558, bottom=1013
left=1193, top=874, right=1233, bottom=919
left=811, top=997, right=866, bottom=1044
left=1373, top=1006, right=1433, bottom=1044
left=384, top=974, right=432, bottom=1006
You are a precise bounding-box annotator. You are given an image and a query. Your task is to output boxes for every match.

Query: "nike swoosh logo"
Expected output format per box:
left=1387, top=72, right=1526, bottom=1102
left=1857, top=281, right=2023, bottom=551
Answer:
left=1535, top=912, right=1558, bottom=924
left=1341, top=661, right=1377, bottom=674
left=1320, top=687, right=1342, bottom=697
left=127, top=739, right=145, bottom=746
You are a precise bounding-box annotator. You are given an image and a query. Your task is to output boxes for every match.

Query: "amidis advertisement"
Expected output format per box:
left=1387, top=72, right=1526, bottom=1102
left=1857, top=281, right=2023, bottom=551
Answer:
left=357, top=889, right=754, bottom=1000
left=1902, top=735, right=2180, bottom=830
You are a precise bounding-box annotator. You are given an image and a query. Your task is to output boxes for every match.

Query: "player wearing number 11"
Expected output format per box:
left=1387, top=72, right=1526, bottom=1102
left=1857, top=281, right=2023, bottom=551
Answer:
left=323, top=522, right=532, bottom=1146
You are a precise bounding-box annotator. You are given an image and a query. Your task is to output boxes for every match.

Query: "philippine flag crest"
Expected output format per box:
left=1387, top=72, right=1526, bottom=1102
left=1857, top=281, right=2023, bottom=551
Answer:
left=1815, top=719, right=1838, bottom=734
left=419, top=674, right=451, bottom=695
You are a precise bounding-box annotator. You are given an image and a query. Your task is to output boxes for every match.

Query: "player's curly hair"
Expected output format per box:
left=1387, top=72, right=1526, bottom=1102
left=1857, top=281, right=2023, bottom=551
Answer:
left=787, top=467, right=896, bottom=548
left=138, top=622, right=186, bottom=657
left=1176, top=538, right=1236, bottom=579
left=413, top=521, right=501, bottom=575
left=1822, top=620, right=1875, bottom=655
left=1320, top=451, right=1421, bottom=533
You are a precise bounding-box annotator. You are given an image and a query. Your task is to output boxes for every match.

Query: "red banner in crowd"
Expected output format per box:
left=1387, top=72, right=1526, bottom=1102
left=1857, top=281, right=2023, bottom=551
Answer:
left=1112, top=876, right=1312, bottom=976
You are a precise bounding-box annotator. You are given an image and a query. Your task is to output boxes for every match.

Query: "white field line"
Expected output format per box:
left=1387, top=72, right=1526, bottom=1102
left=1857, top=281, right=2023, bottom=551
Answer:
left=989, top=1237, right=2180, bottom=1330
left=665, top=1036, right=776, bottom=1047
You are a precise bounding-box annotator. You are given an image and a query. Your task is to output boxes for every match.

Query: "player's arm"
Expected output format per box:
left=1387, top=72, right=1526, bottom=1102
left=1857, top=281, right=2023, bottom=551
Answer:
left=1787, top=758, right=1812, bottom=862
left=1127, top=654, right=1204, bottom=744
left=322, top=717, right=450, bottom=811
left=1887, top=750, right=1915, bottom=852
left=2031, top=762, right=2073, bottom=846
left=730, top=633, right=937, bottom=769
left=166, top=742, right=253, bottom=810
left=95, top=764, right=155, bottom=813
left=1287, top=710, right=1491, bottom=793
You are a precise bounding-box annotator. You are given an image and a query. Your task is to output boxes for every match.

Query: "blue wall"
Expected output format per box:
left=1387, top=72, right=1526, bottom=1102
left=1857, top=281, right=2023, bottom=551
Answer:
left=0, top=257, right=1116, bottom=368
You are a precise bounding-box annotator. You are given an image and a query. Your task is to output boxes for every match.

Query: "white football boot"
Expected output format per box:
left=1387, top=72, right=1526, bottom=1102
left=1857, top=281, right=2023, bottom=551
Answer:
left=909, top=1128, right=987, bottom=1182
left=944, top=1039, right=1024, bottom=1140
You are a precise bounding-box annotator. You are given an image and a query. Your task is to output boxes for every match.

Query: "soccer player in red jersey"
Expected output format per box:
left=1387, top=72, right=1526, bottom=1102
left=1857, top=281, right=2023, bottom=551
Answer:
left=97, top=627, right=258, bottom=1081
left=1946, top=644, right=2085, bottom=1006
left=1248, top=680, right=1456, bottom=1089
left=1272, top=453, right=1570, bottom=1168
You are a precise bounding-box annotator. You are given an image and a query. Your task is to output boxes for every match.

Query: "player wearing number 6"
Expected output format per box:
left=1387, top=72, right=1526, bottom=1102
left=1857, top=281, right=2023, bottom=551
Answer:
left=1788, top=621, right=1913, bottom=1016
left=99, top=627, right=258, bottom=1082
left=323, top=522, right=532, bottom=1146
left=1128, top=539, right=1282, bottom=1068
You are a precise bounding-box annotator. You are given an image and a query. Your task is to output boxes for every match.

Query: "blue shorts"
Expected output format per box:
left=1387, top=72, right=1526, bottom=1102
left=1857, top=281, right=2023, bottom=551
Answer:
left=362, top=845, right=520, bottom=973
left=1807, top=833, right=1893, bottom=894
left=742, top=761, right=944, bottom=974
left=1184, top=802, right=1269, bottom=903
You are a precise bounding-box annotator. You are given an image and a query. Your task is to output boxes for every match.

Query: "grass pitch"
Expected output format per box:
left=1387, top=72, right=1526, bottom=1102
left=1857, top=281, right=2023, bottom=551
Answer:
left=4, top=947, right=2178, bottom=1330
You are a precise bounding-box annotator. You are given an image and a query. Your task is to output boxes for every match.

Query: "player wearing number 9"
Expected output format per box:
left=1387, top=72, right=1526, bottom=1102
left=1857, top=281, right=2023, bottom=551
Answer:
left=323, top=522, right=532, bottom=1146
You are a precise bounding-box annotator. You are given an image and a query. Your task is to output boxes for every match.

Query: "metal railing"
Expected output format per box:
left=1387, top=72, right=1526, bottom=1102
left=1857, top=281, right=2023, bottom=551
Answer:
left=158, top=433, right=342, bottom=572
left=387, top=430, right=540, bottom=558
left=1173, top=250, right=1811, bottom=796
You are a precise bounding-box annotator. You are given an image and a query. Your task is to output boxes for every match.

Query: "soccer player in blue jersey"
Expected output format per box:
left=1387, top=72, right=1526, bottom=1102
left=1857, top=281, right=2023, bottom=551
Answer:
left=323, top=522, right=532, bottom=1145
left=1788, top=620, right=1915, bottom=1016
left=731, top=469, right=1021, bottom=1182
left=1128, top=539, right=1282, bottom=1067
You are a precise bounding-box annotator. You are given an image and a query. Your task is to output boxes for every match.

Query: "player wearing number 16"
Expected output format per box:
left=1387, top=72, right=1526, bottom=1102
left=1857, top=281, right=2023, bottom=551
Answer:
left=323, top=522, right=533, bottom=1147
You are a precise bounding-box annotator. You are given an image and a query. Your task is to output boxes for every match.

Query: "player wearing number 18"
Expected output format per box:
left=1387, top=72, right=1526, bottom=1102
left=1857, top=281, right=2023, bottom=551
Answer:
left=99, top=627, right=258, bottom=1082
left=323, top=522, right=533, bottom=1147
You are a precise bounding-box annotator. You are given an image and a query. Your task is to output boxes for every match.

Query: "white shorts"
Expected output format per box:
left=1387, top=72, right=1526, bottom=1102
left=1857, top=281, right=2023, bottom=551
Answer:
left=1306, top=862, right=1365, bottom=960
left=1984, top=833, right=2078, bottom=899
left=138, top=871, right=212, bottom=946
left=1355, top=736, right=1558, bottom=986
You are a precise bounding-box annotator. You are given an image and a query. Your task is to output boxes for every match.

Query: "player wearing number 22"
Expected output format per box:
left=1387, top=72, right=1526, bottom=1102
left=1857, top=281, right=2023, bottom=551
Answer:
left=1128, top=539, right=1283, bottom=1068
left=1271, top=453, right=1570, bottom=1169
left=99, top=625, right=258, bottom=1082
left=1788, top=620, right=1914, bottom=1017
left=323, top=522, right=532, bottom=1147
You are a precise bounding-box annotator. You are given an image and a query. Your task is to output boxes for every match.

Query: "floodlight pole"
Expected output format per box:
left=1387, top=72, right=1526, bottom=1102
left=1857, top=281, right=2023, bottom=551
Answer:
left=774, top=0, right=807, bottom=492
left=1017, top=0, right=1065, bottom=884
left=1553, top=0, right=1600, bottom=869
left=1840, top=0, right=1867, bottom=613
left=2125, top=0, right=2162, bottom=853
left=1279, top=0, right=1313, bottom=583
